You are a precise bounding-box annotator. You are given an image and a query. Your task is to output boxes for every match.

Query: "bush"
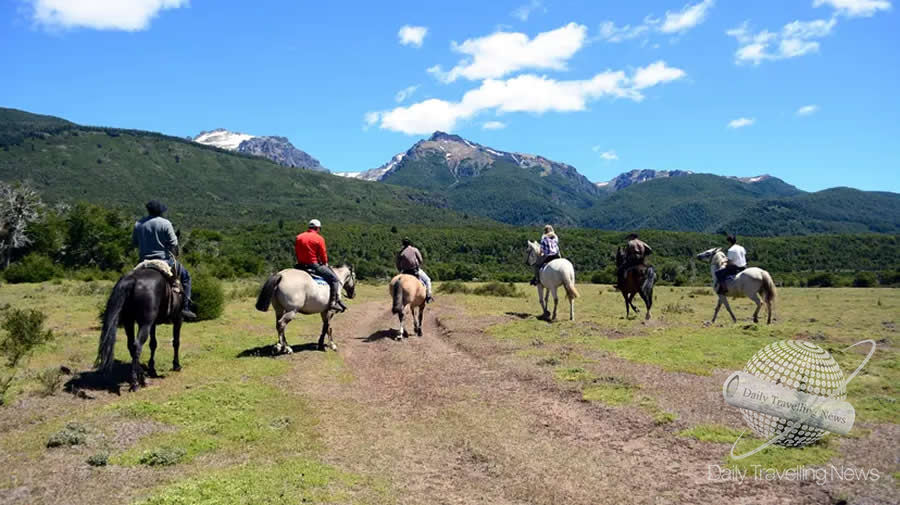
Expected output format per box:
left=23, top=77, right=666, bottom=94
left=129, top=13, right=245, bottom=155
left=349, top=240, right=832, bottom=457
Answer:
left=591, top=270, right=615, bottom=284
left=1, top=308, right=55, bottom=403
left=47, top=422, right=88, bottom=447
left=36, top=367, right=64, bottom=397
left=87, top=452, right=109, bottom=467
left=472, top=282, right=524, bottom=298
left=190, top=270, right=225, bottom=321
left=436, top=281, right=471, bottom=294
left=3, top=254, right=62, bottom=283
left=139, top=446, right=186, bottom=466
left=853, top=271, right=878, bottom=288
left=806, top=272, right=835, bottom=287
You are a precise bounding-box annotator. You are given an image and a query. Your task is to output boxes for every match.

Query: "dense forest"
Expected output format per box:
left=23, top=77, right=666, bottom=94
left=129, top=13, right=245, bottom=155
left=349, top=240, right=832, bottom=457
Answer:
left=2, top=191, right=897, bottom=287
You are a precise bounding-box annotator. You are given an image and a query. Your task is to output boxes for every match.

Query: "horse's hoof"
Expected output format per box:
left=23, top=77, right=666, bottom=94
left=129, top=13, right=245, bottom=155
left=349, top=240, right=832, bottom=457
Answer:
left=147, top=368, right=158, bottom=378
left=330, top=343, right=338, bottom=351
left=284, top=346, right=294, bottom=355
left=172, top=364, right=182, bottom=372
left=128, top=384, right=139, bottom=393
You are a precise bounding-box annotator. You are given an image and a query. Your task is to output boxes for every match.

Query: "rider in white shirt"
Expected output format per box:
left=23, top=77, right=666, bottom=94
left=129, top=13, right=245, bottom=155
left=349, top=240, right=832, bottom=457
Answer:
left=716, top=234, right=747, bottom=293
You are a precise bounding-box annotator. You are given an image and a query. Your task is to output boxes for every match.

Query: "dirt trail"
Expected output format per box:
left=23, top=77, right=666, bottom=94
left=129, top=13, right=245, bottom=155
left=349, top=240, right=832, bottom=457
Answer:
left=283, top=301, right=835, bottom=505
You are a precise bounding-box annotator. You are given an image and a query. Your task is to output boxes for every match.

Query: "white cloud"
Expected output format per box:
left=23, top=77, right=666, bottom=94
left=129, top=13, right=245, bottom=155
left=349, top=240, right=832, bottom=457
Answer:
left=512, top=0, right=545, bottom=21
left=596, top=20, right=650, bottom=43
left=363, top=111, right=381, bottom=130
left=373, top=61, right=686, bottom=135
left=728, top=117, right=755, bottom=129
left=727, top=18, right=836, bottom=64
left=595, top=1, right=714, bottom=44
left=813, top=0, right=892, bottom=17
left=632, top=60, right=687, bottom=89
left=482, top=121, right=507, bottom=130
left=592, top=147, right=619, bottom=160
left=427, top=22, right=588, bottom=83
left=660, top=0, right=716, bottom=34
left=797, top=104, right=820, bottom=116
left=29, top=0, right=187, bottom=31
left=398, top=25, right=428, bottom=47
left=395, top=85, right=419, bottom=103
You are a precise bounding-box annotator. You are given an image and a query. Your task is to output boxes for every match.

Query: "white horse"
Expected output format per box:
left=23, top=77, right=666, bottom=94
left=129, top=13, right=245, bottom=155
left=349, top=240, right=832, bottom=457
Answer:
left=255, top=265, right=356, bottom=352
left=525, top=241, right=579, bottom=321
left=696, top=248, right=776, bottom=324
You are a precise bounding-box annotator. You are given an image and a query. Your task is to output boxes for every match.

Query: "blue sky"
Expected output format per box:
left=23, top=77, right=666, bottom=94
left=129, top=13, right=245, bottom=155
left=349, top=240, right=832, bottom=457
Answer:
left=2, top=0, right=898, bottom=191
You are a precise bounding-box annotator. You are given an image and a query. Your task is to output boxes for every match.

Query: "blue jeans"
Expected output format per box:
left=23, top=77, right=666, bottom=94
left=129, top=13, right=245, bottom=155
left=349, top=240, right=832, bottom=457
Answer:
left=166, top=259, right=192, bottom=302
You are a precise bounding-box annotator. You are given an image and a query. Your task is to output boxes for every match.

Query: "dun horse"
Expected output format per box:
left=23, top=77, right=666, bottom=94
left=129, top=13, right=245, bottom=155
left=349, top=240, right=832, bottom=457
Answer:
left=97, top=265, right=184, bottom=392
left=255, top=265, right=356, bottom=352
left=525, top=241, right=579, bottom=321
left=389, top=273, right=427, bottom=338
left=696, top=248, right=776, bottom=324
left=615, top=247, right=656, bottom=320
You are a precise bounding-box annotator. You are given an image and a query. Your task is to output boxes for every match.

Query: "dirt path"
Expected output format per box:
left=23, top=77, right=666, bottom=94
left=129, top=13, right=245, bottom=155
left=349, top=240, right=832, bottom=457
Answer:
left=282, top=301, right=838, bottom=505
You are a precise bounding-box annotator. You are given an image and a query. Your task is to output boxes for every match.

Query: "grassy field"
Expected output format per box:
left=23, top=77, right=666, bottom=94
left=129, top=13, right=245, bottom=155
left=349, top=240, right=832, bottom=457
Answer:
left=0, top=279, right=897, bottom=504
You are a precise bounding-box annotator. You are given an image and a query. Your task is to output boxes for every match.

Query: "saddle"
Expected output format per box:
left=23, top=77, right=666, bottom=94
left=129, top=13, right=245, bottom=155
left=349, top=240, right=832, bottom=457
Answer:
left=400, top=269, right=427, bottom=288
left=133, top=259, right=183, bottom=322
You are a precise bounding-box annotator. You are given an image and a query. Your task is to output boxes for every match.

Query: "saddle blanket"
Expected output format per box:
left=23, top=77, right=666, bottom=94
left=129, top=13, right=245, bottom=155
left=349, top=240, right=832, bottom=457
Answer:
left=310, top=275, right=328, bottom=286
left=133, top=259, right=174, bottom=280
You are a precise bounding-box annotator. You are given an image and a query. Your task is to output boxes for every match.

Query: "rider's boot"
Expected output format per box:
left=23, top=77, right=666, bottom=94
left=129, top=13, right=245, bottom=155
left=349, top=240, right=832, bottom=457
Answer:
left=329, top=288, right=347, bottom=312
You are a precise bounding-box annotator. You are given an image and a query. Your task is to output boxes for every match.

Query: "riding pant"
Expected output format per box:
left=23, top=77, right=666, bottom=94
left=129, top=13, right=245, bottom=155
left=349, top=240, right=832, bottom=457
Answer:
left=164, top=259, right=192, bottom=302
left=715, top=264, right=745, bottom=286
left=296, top=263, right=341, bottom=303
left=401, top=268, right=432, bottom=298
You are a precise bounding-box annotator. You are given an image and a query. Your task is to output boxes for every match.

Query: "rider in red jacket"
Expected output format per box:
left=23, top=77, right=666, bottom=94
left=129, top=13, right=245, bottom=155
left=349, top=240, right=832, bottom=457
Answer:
left=295, top=219, right=346, bottom=312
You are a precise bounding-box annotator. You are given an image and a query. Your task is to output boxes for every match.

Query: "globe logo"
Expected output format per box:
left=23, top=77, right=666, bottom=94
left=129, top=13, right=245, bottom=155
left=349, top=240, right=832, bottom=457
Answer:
left=739, top=340, right=846, bottom=447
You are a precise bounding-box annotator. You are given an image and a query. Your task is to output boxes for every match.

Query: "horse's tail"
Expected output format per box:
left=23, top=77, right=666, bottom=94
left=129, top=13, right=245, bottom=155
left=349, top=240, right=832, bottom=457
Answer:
left=642, top=266, right=657, bottom=300
left=255, top=273, right=283, bottom=312
left=97, top=275, right=133, bottom=373
left=391, top=279, right=404, bottom=315
left=760, top=270, right=777, bottom=317
left=563, top=270, right=580, bottom=300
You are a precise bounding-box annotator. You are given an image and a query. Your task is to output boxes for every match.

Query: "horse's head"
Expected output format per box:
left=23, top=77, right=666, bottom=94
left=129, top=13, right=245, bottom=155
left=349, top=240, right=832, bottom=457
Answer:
left=524, top=240, right=540, bottom=266
left=696, top=247, right=721, bottom=262
left=338, top=264, right=356, bottom=299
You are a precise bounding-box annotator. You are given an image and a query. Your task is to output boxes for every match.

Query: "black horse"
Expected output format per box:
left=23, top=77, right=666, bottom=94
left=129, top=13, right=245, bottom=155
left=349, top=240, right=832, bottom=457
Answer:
left=97, top=268, right=184, bottom=391
left=615, top=247, right=656, bottom=320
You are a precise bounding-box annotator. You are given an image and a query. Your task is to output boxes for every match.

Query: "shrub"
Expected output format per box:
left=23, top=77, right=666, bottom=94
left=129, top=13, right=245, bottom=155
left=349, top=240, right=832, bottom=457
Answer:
left=3, top=254, right=62, bottom=283
left=853, top=271, right=877, bottom=288
left=591, top=271, right=615, bottom=284
left=472, top=282, right=524, bottom=298
left=36, top=366, right=64, bottom=397
left=436, top=281, right=471, bottom=294
left=1, top=308, right=55, bottom=403
left=190, top=270, right=225, bottom=321
left=87, top=452, right=109, bottom=467
left=139, top=446, right=186, bottom=466
left=662, top=303, right=694, bottom=315
left=806, top=272, right=835, bottom=287
left=47, top=422, right=88, bottom=447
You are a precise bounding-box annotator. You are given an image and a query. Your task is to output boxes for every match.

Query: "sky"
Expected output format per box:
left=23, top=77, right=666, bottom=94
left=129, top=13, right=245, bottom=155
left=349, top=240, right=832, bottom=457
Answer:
left=2, top=0, right=898, bottom=192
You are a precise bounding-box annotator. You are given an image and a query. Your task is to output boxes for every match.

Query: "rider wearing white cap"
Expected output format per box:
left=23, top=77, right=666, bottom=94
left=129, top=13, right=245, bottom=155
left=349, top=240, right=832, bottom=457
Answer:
left=294, top=219, right=346, bottom=312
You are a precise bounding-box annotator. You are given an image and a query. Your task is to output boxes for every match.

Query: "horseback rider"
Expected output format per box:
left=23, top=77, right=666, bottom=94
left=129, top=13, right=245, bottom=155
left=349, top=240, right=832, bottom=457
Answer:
left=530, top=225, right=561, bottom=286
left=715, top=234, right=747, bottom=293
left=294, top=219, right=347, bottom=313
left=617, top=232, right=652, bottom=290
left=132, top=200, right=197, bottom=320
left=396, top=237, right=434, bottom=303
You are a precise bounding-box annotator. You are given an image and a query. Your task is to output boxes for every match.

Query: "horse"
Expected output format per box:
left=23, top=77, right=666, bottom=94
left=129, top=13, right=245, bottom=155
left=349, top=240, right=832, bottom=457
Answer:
left=389, top=273, right=426, bottom=339
left=255, top=265, right=356, bottom=353
left=525, top=241, right=579, bottom=321
left=615, top=247, right=656, bottom=320
left=97, top=266, right=184, bottom=392
left=696, top=248, right=776, bottom=324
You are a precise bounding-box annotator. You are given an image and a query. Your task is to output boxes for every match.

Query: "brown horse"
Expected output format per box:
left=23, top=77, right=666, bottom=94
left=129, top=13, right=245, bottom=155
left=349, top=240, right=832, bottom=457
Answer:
left=616, top=247, right=656, bottom=320
left=389, top=273, right=426, bottom=339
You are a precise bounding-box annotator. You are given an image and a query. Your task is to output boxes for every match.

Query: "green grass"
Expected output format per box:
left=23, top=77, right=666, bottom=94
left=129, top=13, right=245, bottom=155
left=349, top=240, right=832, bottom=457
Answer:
left=110, top=381, right=315, bottom=466
left=678, top=424, right=837, bottom=471
left=135, top=458, right=360, bottom=505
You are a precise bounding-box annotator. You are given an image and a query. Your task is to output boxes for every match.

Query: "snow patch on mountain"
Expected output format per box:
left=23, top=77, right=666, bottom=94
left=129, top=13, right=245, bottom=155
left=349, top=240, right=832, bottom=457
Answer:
left=193, top=129, right=255, bottom=151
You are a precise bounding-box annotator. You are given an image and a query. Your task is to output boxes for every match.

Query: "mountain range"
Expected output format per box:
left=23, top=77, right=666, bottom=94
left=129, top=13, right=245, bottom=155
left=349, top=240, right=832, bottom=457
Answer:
left=1, top=107, right=898, bottom=236
left=193, top=128, right=327, bottom=172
